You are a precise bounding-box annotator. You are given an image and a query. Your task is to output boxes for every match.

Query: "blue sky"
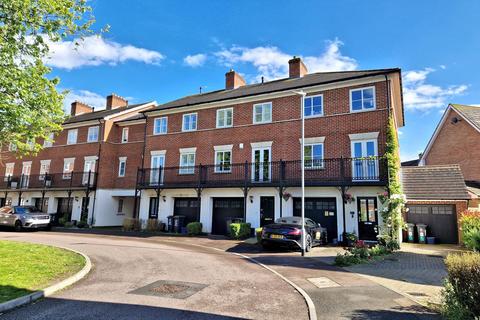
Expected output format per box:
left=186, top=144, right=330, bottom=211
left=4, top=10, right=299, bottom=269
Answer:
left=47, top=0, right=480, bottom=161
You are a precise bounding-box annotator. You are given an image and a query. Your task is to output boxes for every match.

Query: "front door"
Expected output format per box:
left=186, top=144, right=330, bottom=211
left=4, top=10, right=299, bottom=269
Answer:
left=150, top=155, right=165, bottom=185
left=252, top=147, right=271, bottom=182
left=21, top=162, right=31, bottom=188
left=148, top=197, right=158, bottom=219
left=260, top=196, right=275, bottom=227
left=357, top=197, right=379, bottom=241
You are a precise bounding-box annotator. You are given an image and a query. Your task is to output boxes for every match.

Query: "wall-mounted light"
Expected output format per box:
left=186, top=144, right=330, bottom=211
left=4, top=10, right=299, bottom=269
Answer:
left=249, top=195, right=254, bottom=203
left=162, top=196, right=166, bottom=202
left=74, top=197, right=79, bottom=202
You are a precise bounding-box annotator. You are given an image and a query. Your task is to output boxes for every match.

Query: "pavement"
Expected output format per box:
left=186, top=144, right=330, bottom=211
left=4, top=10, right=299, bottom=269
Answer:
left=0, top=230, right=441, bottom=319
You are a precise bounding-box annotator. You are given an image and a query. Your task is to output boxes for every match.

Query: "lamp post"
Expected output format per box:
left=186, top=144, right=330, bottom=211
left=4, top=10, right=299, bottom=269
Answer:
left=292, top=90, right=307, bottom=256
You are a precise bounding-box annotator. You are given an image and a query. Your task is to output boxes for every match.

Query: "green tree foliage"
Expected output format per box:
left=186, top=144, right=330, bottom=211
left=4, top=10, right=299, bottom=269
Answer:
left=0, top=0, right=98, bottom=157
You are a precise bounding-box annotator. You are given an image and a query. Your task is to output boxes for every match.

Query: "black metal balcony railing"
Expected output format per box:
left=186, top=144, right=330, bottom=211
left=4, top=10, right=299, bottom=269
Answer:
left=0, top=172, right=97, bottom=190
left=137, top=157, right=387, bottom=189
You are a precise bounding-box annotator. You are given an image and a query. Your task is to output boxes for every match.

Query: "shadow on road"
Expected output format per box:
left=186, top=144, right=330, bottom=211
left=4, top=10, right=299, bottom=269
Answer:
left=1, top=297, right=247, bottom=320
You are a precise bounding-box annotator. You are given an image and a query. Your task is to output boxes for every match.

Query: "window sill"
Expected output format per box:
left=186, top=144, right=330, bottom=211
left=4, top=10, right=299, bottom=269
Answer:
left=252, top=121, right=272, bottom=125
left=304, top=114, right=324, bottom=119
left=178, top=172, right=195, bottom=175
left=349, top=107, right=376, bottom=113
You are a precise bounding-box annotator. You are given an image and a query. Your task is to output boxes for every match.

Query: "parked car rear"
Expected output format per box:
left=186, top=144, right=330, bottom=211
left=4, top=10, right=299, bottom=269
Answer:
left=0, top=206, right=51, bottom=231
left=261, top=216, right=327, bottom=251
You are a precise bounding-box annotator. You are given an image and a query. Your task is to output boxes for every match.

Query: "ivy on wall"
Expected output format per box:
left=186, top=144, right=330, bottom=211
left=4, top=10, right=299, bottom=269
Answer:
left=379, top=115, right=405, bottom=246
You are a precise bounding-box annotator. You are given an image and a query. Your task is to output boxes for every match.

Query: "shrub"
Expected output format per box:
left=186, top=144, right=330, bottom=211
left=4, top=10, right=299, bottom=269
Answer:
left=377, top=234, right=400, bottom=252
left=334, top=240, right=392, bottom=266
left=230, top=223, right=251, bottom=240
left=145, top=219, right=163, bottom=232
left=460, top=210, right=480, bottom=251
left=464, top=229, right=480, bottom=252
left=76, top=221, right=88, bottom=228
left=186, top=222, right=202, bottom=235
left=123, top=218, right=141, bottom=231
left=64, top=221, right=74, bottom=228
left=255, top=227, right=263, bottom=243
left=58, top=216, right=68, bottom=226
left=334, top=253, right=364, bottom=267
left=442, top=252, right=480, bottom=319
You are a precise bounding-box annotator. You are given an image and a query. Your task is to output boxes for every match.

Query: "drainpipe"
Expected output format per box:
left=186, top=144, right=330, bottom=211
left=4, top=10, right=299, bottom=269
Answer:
left=134, top=113, right=149, bottom=219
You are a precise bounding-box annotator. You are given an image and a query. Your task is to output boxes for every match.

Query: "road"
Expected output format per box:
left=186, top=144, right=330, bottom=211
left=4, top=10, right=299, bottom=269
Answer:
left=0, top=231, right=308, bottom=320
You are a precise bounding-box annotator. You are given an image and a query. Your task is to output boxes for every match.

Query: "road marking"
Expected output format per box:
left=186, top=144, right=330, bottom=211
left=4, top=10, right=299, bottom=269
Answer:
left=308, top=277, right=340, bottom=289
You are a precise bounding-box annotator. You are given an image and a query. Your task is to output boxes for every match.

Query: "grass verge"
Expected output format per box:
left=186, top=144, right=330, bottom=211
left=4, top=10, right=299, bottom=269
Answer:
left=0, top=240, right=85, bottom=303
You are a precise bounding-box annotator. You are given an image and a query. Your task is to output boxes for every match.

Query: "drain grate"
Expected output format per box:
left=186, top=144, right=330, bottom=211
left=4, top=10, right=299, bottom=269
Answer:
left=129, top=280, right=207, bottom=299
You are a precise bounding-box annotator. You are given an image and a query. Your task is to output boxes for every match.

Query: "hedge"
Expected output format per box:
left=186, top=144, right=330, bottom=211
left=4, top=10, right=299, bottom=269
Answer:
left=186, top=222, right=202, bottom=235
left=460, top=210, right=480, bottom=251
left=442, top=252, right=480, bottom=319
left=230, top=222, right=251, bottom=239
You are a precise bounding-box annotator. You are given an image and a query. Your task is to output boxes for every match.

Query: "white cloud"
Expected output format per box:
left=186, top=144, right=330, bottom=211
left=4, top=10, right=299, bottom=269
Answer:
left=184, top=53, right=207, bottom=67
left=402, top=68, right=468, bottom=111
left=63, top=89, right=105, bottom=113
left=45, top=36, right=165, bottom=70
left=214, top=39, right=357, bottom=81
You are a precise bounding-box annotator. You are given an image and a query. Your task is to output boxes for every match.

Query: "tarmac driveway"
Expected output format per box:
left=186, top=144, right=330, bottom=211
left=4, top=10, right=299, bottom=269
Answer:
left=0, top=231, right=308, bottom=320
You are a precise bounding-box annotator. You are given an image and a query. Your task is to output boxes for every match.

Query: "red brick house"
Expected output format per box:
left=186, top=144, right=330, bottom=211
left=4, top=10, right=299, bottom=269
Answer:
left=419, top=104, right=480, bottom=208
left=0, top=94, right=155, bottom=225
left=135, top=57, right=405, bottom=241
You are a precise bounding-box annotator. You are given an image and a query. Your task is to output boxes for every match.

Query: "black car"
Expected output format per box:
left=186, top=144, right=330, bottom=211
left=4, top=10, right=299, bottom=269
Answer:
left=261, top=216, right=327, bottom=251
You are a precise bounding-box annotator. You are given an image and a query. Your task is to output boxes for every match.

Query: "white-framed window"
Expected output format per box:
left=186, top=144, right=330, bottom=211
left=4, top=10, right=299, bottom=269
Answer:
left=350, top=86, right=376, bottom=112
left=87, top=126, right=99, bottom=142
left=4, top=163, right=14, bottom=181
left=43, top=133, right=54, bottom=148
left=63, top=158, right=75, bottom=179
left=253, top=102, right=272, bottom=124
left=215, top=150, right=232, bottom=173
left=67, top=129, right=78, bottom=145
left=304, top=95, right=323, bottom=117
left=153, top=117, right=168, bottom=135
left=351, top=139, right=378, bottom=180
left=304, top=144, right=324, bottom=169
left=39, top=160, right=51, bottom=180
left=216, top=108, right=233, bottom=128
left=182, top=113, right=197, bottom=132
left=118, top=157, right=127, bottom=177
left=8, top=143, right=16, bottom=152
left=121, top=127, right=129, bottom=143
left=117, top=198, right=124, bottom=213
left=179, top=151, right=196, bottom=174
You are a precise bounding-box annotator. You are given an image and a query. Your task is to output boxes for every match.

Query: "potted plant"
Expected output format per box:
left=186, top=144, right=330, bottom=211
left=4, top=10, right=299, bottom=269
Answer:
left=282, top=192, right=291, bottom=201
left=344, top=232, right=358, bottom=247
left=344, top=193, right=355, bottom=204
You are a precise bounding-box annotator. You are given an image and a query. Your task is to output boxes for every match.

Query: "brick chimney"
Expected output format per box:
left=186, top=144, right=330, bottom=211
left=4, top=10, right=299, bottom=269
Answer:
left=71, top=101, right=94, bottom=116
left=288, top=56, right=308, bottom=78
left=225, top=69, right=246, bottom=90
left=106, top=93, right=128, bottom=110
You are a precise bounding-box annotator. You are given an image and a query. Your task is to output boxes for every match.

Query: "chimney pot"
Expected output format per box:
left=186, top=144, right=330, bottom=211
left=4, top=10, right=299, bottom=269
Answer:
left=71, top=101, right=94, bottom=116
left=288, top=56, right=308, bottom=78
left=106, top=93, right=128, bottom=110
left=225, top=70, right=246, bottom=90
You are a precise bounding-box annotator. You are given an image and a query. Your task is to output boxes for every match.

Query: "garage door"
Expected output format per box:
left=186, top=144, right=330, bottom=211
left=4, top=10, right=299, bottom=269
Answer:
left=406, top=204, right=458, bottom=244
left=174, top=198, right=199, bottom=225
left=212, top=198, right=244, bottom=235
left=294, top=198, right=337, bottom=243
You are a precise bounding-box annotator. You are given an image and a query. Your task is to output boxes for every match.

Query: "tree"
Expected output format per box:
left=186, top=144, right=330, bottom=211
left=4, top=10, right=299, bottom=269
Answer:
left=0, top=0, right=99, bottom=158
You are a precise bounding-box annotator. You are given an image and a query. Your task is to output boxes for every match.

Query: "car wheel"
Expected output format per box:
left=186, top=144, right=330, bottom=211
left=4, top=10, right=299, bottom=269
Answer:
left=305, top=235, right=312, bottom=252
left=14, top=221, right=23, bottom=232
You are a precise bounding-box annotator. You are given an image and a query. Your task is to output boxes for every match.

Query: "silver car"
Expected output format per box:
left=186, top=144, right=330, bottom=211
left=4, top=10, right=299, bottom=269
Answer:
left=0, top=206, right=51, bottom=231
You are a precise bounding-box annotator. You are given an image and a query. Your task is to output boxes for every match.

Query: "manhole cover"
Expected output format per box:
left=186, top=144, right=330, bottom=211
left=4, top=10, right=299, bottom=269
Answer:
left=129, top=280, right=207, bottom=299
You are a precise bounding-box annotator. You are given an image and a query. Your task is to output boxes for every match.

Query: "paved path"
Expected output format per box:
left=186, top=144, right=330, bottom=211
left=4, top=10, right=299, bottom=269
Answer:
left=0, top=231, right=308, bottom=320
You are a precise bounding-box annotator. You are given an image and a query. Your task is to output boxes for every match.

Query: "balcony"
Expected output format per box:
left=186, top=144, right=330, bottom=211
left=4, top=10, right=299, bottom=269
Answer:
left=136, top=157, right=387, bottom=190
left=0, top=172, right=97, bottom=191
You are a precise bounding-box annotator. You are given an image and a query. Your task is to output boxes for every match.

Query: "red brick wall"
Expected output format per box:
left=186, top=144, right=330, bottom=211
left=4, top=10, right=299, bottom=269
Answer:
left=144, top=81, right=389, bottom=167
left=424, top=109, right=480, bottom=182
